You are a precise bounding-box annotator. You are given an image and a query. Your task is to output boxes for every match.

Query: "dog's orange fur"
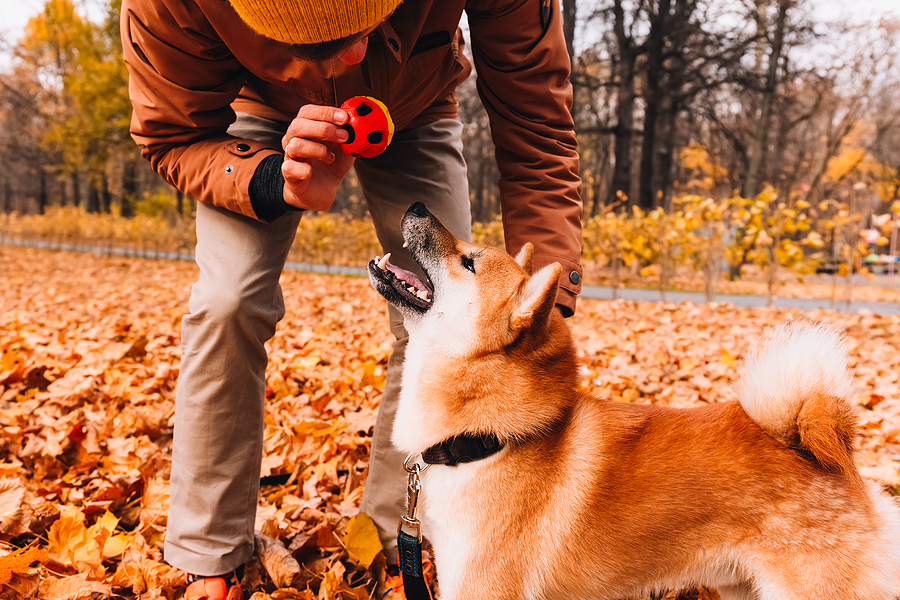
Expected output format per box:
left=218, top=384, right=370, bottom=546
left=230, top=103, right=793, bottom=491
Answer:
left=374, top=206, right=900, bottom=600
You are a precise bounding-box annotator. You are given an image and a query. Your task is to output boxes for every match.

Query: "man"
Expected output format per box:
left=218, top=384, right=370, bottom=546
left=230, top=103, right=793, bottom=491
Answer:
left=120, top=0, right=582, bottom=598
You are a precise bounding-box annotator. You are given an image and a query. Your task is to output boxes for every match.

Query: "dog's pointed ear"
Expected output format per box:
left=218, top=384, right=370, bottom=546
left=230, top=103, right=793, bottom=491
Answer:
left=512, top=262, right=561, bottom=330
left=514, top=243, right=534, bottom=276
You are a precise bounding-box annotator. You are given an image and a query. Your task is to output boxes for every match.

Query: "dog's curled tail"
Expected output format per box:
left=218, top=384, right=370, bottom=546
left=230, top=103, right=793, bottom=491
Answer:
left=734, top=323, right=859, bottom=475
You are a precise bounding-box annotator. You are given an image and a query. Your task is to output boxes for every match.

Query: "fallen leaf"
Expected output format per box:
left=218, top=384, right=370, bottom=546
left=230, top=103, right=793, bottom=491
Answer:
left=342, top=513, right=382, bottom=568
left=46, top=505, right=103, bottom=574
left=0, top=478, right=27, bottom=536
left=255, top=531, right=300, bottom=588
left=0, top=546, right=47, bottom=586
left=37, top=571, right=111, bottom=599
left=109, top=557, right=185, bottom=594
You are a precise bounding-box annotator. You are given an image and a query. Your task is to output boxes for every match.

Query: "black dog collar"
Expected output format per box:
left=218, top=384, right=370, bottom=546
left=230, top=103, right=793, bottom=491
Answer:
left=421, top=434, right=503, bottom=466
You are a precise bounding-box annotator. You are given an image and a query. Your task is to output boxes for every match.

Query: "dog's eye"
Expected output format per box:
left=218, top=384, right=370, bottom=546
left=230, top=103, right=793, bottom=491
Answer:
left=461, top=255, right=475, bottom=273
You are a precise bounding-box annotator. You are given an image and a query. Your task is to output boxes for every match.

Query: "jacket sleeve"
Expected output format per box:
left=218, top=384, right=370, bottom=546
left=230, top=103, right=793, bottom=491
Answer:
left=120, top=0, right=281, bottom=220
left=466, top=0, right=583, bottom=315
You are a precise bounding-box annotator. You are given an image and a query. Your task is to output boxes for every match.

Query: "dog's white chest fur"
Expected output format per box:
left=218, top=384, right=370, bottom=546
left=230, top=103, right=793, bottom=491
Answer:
left=419, top=466, right=482, bottom=600
left=391, top=329, right=474, bottom=456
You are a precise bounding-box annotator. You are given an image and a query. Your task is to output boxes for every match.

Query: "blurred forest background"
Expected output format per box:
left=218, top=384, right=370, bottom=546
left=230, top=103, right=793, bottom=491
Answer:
left=1, top=0, right=899, bottom=296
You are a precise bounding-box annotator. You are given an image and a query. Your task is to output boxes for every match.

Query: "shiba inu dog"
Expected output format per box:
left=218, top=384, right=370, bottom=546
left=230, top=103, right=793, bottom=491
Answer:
left=367, top=202, right=900, bottom=600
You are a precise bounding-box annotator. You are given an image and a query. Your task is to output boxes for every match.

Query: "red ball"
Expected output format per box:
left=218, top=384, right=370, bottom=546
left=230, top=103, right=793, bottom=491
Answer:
left=339, top=96, right=395, bottom=158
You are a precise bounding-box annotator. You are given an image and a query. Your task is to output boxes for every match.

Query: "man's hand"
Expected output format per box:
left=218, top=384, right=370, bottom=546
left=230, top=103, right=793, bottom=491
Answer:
left=281, top=105, right=356, bottom=211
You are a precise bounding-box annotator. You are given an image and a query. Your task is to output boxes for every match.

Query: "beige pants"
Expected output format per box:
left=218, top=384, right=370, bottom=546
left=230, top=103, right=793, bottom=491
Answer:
left=164, top=113, right=472, bottom=576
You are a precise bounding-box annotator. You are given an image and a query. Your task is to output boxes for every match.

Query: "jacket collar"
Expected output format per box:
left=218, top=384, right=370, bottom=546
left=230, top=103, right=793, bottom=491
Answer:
left=378, top=20, right=402, bottom=62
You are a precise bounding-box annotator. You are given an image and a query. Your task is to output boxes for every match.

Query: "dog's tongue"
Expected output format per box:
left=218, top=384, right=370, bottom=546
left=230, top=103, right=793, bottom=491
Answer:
left=385, top=261, right=429, bottom=294
left=376, top=254, right=432, bottom=299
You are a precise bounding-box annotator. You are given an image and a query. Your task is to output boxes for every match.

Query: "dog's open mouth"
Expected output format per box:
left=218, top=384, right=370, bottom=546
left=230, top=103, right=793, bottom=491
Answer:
left=368, top=253, right=433, bottom=311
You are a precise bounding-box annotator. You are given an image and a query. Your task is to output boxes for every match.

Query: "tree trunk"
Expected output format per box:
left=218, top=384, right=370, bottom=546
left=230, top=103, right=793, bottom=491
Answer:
left=39, top=167, right=48, bottom=215
left=177, top=189, right=185, bottom=216
left=472, top=166, right=485, bottom=223
left=609, top=0, right=638, bottom=205
left=657, top=95, right=680, bottom=207
left=656, top=0, right=692, bottom=207
left=102, top=174, right=112, bottom=213
left=638, top=0, right=672, bottom=210
left=3, top=180, right=10, bottom=214
left=86, top=183, right=100, bottom=213
left=589, top=141, right=610, bottom=217
left=561, top=0, right=578, bottom=119
left=121, top=157, right=137, bottom=218
left=72, top=171, right=83, bottom=208
left=591, top=175, right=603, bottom=217
left=742, top=0, right=790, bottom=198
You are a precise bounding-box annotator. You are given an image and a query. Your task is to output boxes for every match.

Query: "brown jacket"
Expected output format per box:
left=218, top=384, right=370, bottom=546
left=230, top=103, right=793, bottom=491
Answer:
left=121, top=0, right=583, bottom=312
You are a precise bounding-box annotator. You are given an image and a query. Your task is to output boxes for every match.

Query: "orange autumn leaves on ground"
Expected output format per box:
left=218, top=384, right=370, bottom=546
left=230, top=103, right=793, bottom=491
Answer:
left=0, top=246, right=391, bottom=599
left=0, top=245, right=899, bottom=599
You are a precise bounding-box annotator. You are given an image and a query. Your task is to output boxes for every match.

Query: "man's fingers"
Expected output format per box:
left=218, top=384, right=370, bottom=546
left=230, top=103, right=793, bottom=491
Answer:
left=281, top=158, right=312, bottom=182
left=297, top=104, right=349, bottom=124
left=284, top=138, right=335, bottom=163
left=283, top=120, right=349, bottom=146
left=282, top=105, right=350, bottom=149
left=282, top=124, right=348, bottom=149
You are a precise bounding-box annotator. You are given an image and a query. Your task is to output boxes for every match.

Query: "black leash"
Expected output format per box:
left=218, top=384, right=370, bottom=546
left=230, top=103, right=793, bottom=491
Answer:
left=398, top=454, right=432, bottom=600
left=396, top=435, right=504, bottom=600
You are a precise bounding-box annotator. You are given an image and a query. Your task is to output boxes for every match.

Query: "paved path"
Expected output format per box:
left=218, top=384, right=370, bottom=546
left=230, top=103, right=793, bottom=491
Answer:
left=580, top=285, right=899, bottom=316
left=3, top=237, right=898, bottom=315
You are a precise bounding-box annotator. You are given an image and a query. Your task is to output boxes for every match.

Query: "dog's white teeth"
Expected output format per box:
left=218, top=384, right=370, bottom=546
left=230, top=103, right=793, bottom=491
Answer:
left=416, top=290, right=430, bottom=301
left=377, top=253, right=391, bottom=270
left=402, top=241, right=408, bottom=248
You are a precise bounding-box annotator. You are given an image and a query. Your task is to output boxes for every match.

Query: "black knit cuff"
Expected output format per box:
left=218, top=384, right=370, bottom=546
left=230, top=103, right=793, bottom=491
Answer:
left=249, top=154, right=303, bottom=223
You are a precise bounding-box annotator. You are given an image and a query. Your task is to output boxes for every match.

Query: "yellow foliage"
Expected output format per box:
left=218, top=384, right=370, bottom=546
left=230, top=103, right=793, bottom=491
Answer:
left=343, top=513, right=383, bottom=568
left=471, top=217, right=505, bottom=248
left=824, top=147, right=866, bottom=182
left=802, top=231, right=825, bottom=248
left=4, top=187, right=896, bottom=297
left=0, top=208, right=386, bottom=268
left=680, top=143, right=728, bottom=180
left=819, top=122, right=898, bottom=201
left=46, top=506, right=132, bottom=576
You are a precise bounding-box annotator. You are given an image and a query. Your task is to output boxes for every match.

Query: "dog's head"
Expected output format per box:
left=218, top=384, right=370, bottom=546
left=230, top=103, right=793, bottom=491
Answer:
left=368, top=203, right=577, bottom=452
left=368, top=202, right=561, bottom=350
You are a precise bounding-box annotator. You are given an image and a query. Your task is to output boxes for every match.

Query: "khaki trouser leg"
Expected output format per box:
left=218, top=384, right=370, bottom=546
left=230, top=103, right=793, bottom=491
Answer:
left=354, top=117, right=472, bottom=558
left=165, top=114, right=300, bottom=576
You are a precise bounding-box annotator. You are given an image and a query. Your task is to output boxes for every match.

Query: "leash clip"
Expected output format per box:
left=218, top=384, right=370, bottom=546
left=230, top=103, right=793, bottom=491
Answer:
left=403, top=453, right=429, bottom=475
left=397, top=454, right=433, bottom=599
left=399, top=453, right=427, bottom=541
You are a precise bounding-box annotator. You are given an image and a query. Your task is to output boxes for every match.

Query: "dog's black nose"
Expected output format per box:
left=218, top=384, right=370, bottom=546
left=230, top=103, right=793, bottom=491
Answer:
left=407, top=202, right=430, bottom=217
